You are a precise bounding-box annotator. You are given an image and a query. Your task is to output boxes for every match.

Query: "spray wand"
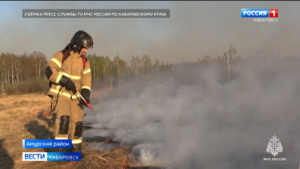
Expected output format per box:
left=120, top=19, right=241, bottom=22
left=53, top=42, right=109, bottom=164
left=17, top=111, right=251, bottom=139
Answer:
left=77, top=91, right=94, bottom=111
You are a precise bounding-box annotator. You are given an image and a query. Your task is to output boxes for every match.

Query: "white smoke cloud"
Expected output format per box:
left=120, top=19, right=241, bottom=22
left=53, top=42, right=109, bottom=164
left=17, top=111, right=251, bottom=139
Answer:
left=83, top=57, right=300, bottom=168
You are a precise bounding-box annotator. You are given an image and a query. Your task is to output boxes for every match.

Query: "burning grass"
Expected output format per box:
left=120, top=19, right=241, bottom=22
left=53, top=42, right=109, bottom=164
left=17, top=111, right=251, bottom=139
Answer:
left=81, top=147, right=134, bottom=169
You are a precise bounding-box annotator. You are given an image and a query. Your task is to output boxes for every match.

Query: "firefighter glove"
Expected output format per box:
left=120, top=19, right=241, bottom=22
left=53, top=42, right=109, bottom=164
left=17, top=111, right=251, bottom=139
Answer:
left=59, top=75, right=77, bottom=94
left=80, top=89, right=90, bottom=105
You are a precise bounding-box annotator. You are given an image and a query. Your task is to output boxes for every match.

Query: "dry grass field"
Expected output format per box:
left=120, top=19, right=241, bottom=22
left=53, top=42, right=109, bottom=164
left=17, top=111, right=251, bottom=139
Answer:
left=0, top=93, right=151, bottom=169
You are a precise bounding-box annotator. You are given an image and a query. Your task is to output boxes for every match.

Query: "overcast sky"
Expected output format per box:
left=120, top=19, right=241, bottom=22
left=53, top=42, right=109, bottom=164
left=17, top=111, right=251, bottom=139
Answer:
left=0, top=1, right=299, bottom=64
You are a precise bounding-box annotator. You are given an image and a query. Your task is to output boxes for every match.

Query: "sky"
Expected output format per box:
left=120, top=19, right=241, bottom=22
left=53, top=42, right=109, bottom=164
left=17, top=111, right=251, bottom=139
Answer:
left=0, top=1, right=299, bottom=64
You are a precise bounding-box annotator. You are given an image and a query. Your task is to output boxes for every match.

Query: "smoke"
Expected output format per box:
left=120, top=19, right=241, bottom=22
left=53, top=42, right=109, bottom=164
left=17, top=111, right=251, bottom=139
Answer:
left=83, top=57, right=300, bottom=169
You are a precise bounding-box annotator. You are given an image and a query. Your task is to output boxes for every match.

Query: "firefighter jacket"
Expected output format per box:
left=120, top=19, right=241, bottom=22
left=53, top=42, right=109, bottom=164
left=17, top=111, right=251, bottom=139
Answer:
left=46, top=50, right=92, bottom=99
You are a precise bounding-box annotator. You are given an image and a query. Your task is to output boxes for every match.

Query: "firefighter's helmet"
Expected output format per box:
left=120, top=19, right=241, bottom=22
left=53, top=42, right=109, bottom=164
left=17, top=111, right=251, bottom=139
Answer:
left=69, top=30, right=94, bottom=53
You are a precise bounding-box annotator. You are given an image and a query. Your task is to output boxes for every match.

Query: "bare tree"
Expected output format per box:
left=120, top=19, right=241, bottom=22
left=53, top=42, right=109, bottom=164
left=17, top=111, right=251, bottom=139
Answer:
left=223, top=43, right=237, bottom=80
left=142, top=55, right=152, bottom=74
left=104, top=56, right=114, bottom=89
left=113, top=54, right=121, bottom=86
left=14, top=55, right=21, bottom=85
left=11, top=54, right=15, bottom=85
left=160, top=61, right=165, bottom=73
left=30, top=51, right=46, bottom=81
left=201, top=55, right=213, bottom=66
left=153, top=59, right=160, bottom=75
left=256, top=46, right=273, bottom=68
left=1, top=53, right=8, bottom=86
left=130, top=55, right=138, bottom=77
left=136, top=56, right=143, bottom=76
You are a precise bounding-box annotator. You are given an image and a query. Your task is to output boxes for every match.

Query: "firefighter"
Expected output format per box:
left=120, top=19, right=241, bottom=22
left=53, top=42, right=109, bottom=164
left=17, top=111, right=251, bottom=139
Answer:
left=45, top=30, right=93, bottom=153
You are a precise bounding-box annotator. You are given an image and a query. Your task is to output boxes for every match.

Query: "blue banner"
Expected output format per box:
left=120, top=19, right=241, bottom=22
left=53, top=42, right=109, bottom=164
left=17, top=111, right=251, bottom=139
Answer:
left=22, top=139, right=72, bottom=148
left=47, top=152, right=81, bottom=161
left=241, top=9, right=269, bottom=17
left=22, top=152, right=81, bottom=161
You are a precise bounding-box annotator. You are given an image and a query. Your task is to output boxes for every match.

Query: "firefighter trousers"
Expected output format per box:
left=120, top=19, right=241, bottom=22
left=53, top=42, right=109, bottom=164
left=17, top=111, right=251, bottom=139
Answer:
left=51, top=95, right=84, bottom=145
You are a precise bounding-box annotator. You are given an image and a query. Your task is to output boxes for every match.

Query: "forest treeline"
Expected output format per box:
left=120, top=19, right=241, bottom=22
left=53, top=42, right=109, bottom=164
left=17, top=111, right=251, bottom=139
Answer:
left=0, top=44, right=298, bottom=95
left=0, top=51, right=173, bottom=95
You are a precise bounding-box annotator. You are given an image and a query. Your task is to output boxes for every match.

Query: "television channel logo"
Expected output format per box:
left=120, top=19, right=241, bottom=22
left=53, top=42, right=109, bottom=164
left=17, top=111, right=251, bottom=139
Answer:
left=241, top=9, right=278, bottom=18
left=22, top=152, right=81, bottom=161
left=241, top=9, right=278, bottom=22
left=23, top=152, right=47, bottom=161
left=241, top=9, right=269, bottom=17
left=269, top=9, right=278, bottom=17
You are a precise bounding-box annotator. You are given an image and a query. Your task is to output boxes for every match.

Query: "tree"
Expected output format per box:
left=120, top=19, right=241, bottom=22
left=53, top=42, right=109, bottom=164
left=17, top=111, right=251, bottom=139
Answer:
left=113, top=54, right=122, bottom=86
left=130, top=55, right=138, bottom=77
left=160, top=61, right=164, bottom=73
left=142, top=55, right=152, bottom=75
left=223, top=43, right=237, bottom=80
left=153, top=59, right=160, bottom=75
left=136, top=56, right=143, bottom=76
left=0, top=49, right=174, bottom=93
left=1, top=53, right=9, bottom=86
left=201, top=55, right=213, bottom=66
left=256, top=46, right=273, bottom=68
left=104, top=56, right=114, bottom=89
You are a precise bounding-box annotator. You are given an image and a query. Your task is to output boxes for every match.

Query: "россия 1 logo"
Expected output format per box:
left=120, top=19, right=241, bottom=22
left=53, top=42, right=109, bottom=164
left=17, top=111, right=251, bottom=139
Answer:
left=241, top=9, right=278, bottom=22
left=241, top=9, right=269, bottom=17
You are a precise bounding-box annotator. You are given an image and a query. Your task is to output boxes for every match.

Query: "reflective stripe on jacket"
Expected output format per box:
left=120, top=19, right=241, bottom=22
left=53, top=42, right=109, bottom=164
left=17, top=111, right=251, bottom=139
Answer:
left=46, top=50, right=92, bottom=99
